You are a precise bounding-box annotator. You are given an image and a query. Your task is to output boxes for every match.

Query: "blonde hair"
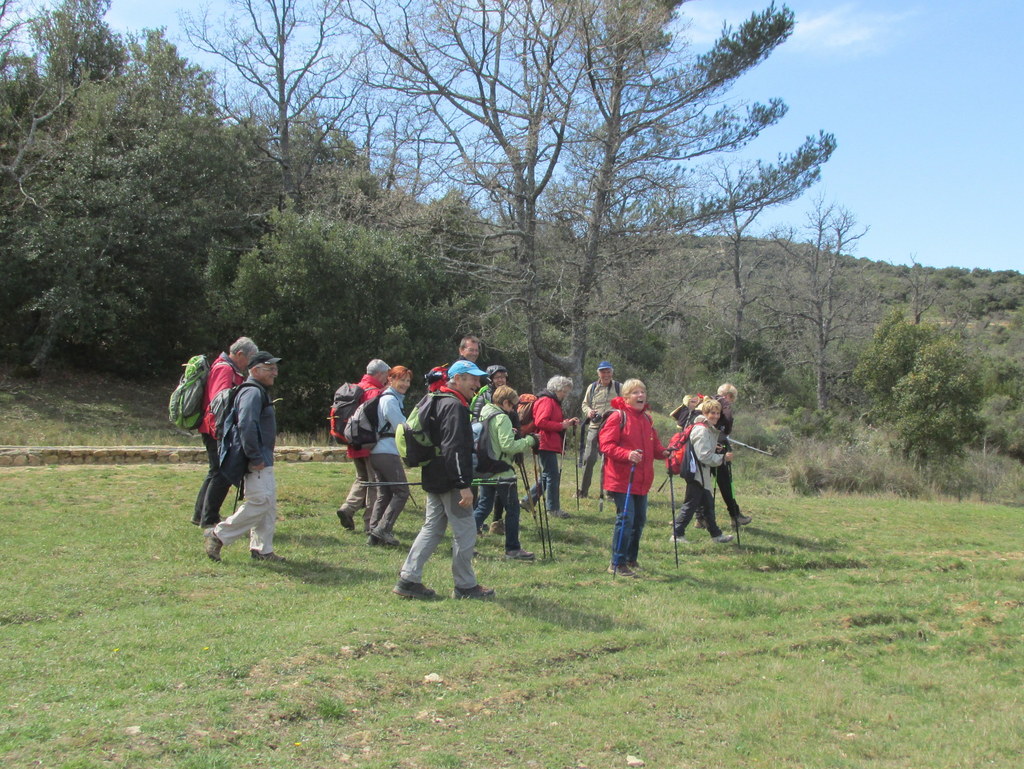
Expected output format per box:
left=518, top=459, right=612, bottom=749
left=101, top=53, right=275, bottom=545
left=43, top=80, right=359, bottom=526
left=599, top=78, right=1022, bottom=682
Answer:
left=620, top=378, right=646, bottom=398
left=699, top=398, right=722, bottom=416
left=718, top=383, right=738, bottom=399
left=492, top=385, right=518, bottom=406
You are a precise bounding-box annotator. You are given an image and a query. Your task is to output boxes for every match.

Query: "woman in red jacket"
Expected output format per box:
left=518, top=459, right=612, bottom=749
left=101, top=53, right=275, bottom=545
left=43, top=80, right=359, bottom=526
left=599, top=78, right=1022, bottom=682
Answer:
left=599, top=379, right=670, bottom=578
left=529, top=376, right=579, bottom=518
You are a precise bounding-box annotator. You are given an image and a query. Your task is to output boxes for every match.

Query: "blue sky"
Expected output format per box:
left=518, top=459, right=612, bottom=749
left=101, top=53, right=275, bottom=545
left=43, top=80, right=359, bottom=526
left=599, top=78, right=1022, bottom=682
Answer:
left=101, top=0, right=1023, bottom=273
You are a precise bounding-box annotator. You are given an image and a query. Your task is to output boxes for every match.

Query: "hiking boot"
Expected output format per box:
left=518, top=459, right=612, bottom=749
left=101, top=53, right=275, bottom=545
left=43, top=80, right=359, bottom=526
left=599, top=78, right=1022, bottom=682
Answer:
left=393, top=580, right=436, bottom=599
left=489, top=519, right=505, bottom=535
left=367, top=533, right=381, bottom=546
left=452, top=584, right=496, bottom=600
left=694, top=516, right=707, bottom=530
left=549, top=509, right=571, bottom=519
left=204, top=531, right=223, bottom=562
left=520, top=496, right=534, bottom=513
left=505, top=548, right=535, bottom=561
left=370, top=528, right=400, bottom=547
left=607, top=564, right=637, bottom=578
left=734, top=514, right=752, bottom=526
left=627, top=561, right=641, bottom=571
left=574, top=490, right=589, bottom=499
left=250, top=550, right=286, bottom=562
left=712, top=534, right=734, bottom=543
left=669, top=534, right=689, bottom=544
left=336, top=508, right=355, bottom=530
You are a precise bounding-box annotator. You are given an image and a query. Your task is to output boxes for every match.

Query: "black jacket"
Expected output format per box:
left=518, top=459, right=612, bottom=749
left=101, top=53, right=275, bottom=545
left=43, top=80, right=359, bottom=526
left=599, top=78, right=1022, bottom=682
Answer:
left=421, top=389, right=474, bottom=493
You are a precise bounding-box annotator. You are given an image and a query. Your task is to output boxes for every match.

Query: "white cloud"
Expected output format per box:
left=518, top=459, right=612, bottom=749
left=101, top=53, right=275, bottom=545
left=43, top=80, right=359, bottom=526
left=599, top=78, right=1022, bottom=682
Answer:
left=791, top=4, right=920, bottom=55
left=677, top=2, right=921, bottom=56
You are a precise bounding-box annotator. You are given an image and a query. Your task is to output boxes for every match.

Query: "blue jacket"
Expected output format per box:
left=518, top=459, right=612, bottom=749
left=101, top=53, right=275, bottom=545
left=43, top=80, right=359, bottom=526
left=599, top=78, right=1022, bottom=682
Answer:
left=219, top=378, right=274, bottom=485
left=371, top=387, right=406, bottom=456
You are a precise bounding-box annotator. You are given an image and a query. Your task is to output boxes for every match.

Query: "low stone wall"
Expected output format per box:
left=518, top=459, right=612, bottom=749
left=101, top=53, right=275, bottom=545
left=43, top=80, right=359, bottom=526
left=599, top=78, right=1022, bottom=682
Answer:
left=0, top=446, right=348, bottom=467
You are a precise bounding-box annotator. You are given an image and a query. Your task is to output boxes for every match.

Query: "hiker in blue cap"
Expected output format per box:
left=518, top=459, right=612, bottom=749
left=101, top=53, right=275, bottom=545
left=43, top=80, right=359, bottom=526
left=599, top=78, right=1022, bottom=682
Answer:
left=394, top=359, right=496, bottom=600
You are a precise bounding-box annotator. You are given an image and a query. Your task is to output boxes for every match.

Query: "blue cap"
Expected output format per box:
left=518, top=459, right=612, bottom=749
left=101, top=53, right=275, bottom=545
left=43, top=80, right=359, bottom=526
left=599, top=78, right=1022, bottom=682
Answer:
left=448, top=360, right=488, bottom=377
left=597, top=361, right=613, bottom=371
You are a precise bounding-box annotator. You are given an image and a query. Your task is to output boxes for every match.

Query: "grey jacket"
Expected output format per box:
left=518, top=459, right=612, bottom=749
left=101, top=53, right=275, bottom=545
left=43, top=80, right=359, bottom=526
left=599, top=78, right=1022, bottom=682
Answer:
left=690, top=416, right=726, bottom=489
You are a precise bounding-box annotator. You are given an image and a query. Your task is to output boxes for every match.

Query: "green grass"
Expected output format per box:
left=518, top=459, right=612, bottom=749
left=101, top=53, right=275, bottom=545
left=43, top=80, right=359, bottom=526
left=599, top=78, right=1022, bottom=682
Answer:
left=2, top=462, right=1022, bottom=768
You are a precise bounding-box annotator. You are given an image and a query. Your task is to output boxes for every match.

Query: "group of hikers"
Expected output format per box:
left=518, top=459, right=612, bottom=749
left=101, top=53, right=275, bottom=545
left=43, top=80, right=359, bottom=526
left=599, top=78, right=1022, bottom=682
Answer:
left=190, top=335, right=752, bottom=598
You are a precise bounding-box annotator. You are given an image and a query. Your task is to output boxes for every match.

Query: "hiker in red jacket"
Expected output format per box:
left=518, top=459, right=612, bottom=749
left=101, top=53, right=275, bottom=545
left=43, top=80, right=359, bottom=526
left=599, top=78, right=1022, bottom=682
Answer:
left=529, top=376, right=578, bottom=518
left=192, top=336, right=257, bottom=528
left=599, top=379, right=670, bottom=578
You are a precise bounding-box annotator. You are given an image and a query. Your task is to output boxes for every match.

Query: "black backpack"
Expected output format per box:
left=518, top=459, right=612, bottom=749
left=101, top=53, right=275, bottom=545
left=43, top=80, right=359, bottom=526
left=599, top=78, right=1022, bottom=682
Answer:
left=209, top=381, right=262, bottom=440
left=329, top=383, right=365, bottom=443
left=342, top=391, right=396, bottom=450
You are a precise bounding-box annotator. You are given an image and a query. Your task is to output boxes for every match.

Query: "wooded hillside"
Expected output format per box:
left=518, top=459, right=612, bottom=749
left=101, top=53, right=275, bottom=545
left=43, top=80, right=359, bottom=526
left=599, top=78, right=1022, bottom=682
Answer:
left=2, top=1, right=1021, bottom=465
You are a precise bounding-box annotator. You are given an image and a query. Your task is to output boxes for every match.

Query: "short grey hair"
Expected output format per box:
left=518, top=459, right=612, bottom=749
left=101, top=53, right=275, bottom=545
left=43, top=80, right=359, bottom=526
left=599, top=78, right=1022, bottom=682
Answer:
left=230, top=337, right=258, bottom=357
left=366, top=358, right=390, bottom=377
left=546, top=375, right=573, bottom=395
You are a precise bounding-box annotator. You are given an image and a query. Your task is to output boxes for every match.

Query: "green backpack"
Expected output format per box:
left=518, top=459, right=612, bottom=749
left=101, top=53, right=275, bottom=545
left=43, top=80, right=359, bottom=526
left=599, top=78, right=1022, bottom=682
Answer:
left=168, top=354, right=211, bottom=430
left=396, top=391, right=455, bottom=468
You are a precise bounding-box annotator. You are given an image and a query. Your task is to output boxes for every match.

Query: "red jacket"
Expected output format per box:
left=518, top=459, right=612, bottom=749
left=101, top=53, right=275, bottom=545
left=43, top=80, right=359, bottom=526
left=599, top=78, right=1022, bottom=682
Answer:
left=532, top=391, right=566, bottom=453
left=598, top=397, right=667, bottom=496
left=199, top=353, right=244, bottom=438
left=347, top=374, right=384, bottom=459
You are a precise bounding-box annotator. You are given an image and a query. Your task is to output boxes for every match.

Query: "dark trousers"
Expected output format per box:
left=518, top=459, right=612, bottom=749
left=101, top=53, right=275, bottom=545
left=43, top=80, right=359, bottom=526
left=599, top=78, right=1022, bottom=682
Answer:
left=715, top=461, right=742, bottom=519
left=193, top=433, right=233, bottom=527
left=672, top=479, right=723, bottom=538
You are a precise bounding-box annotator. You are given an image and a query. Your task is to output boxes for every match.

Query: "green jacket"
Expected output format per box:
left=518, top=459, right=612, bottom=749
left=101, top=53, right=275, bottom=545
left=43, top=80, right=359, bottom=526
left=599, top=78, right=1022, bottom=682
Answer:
left=480, top=402, right=536, bottom=479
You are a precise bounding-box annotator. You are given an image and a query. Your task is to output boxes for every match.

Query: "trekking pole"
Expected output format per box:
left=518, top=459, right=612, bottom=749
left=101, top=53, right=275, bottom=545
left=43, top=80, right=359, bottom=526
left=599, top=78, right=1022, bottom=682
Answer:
left=530, top=452, right=547, bottom=556
left=515, top=455, right=533, bottom=524
left=612, top=463, right=636, bottom=577
left=535, top=453, right=554, bottom=560
left=529, top=453, right=541, bottom=526
left=729, top=438, right=773, bottom=455
left=729, top=461, right=741, bottom=548
left=669, top=471, right=678, bottom=568
left=656, top=474, right=669, bottom=493
left=572, top=425, right=580, bottom=514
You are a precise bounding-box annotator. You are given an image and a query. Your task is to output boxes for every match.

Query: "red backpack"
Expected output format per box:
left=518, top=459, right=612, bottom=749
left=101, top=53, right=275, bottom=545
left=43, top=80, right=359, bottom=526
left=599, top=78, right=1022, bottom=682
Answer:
left=665, top=423, right=697, bottom=476
left=517, top=393, right=538, bottom=433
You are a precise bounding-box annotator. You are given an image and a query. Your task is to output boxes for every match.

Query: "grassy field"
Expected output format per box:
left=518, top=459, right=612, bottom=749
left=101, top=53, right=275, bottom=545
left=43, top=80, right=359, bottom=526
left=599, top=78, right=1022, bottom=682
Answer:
left=2, top=461, right=1021, bottom=768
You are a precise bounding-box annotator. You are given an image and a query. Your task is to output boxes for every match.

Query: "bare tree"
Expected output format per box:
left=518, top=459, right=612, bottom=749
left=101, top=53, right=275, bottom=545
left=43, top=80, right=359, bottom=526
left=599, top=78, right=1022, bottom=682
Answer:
left=346, top=0, right=834, bottom=390
left=344, top=0, right=582, bottom=384
left=182, top=0, right=360, bottom=203
left=901, top=254, right=937, bottom=324
left=768, top=198, right=874, bottom=409
left=703, top=145, right=835, bottom=370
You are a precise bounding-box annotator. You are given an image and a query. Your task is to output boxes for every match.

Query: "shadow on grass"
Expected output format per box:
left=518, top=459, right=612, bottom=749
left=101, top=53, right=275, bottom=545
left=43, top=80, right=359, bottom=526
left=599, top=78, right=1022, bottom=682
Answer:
left=737, top=526, right=843, bottom=552
left=500, top=594, right=622, bottom=632
left=273, top=559, right=381, bottom=586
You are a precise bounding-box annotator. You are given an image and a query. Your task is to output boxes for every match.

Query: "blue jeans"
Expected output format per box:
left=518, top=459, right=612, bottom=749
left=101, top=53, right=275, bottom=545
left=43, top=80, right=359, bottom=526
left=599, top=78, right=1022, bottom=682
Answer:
left=473, top=479, right=522, bottom=552
left=535, top=450, right=561, bottom=512
left=609, top=491, right=648, bottom=567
